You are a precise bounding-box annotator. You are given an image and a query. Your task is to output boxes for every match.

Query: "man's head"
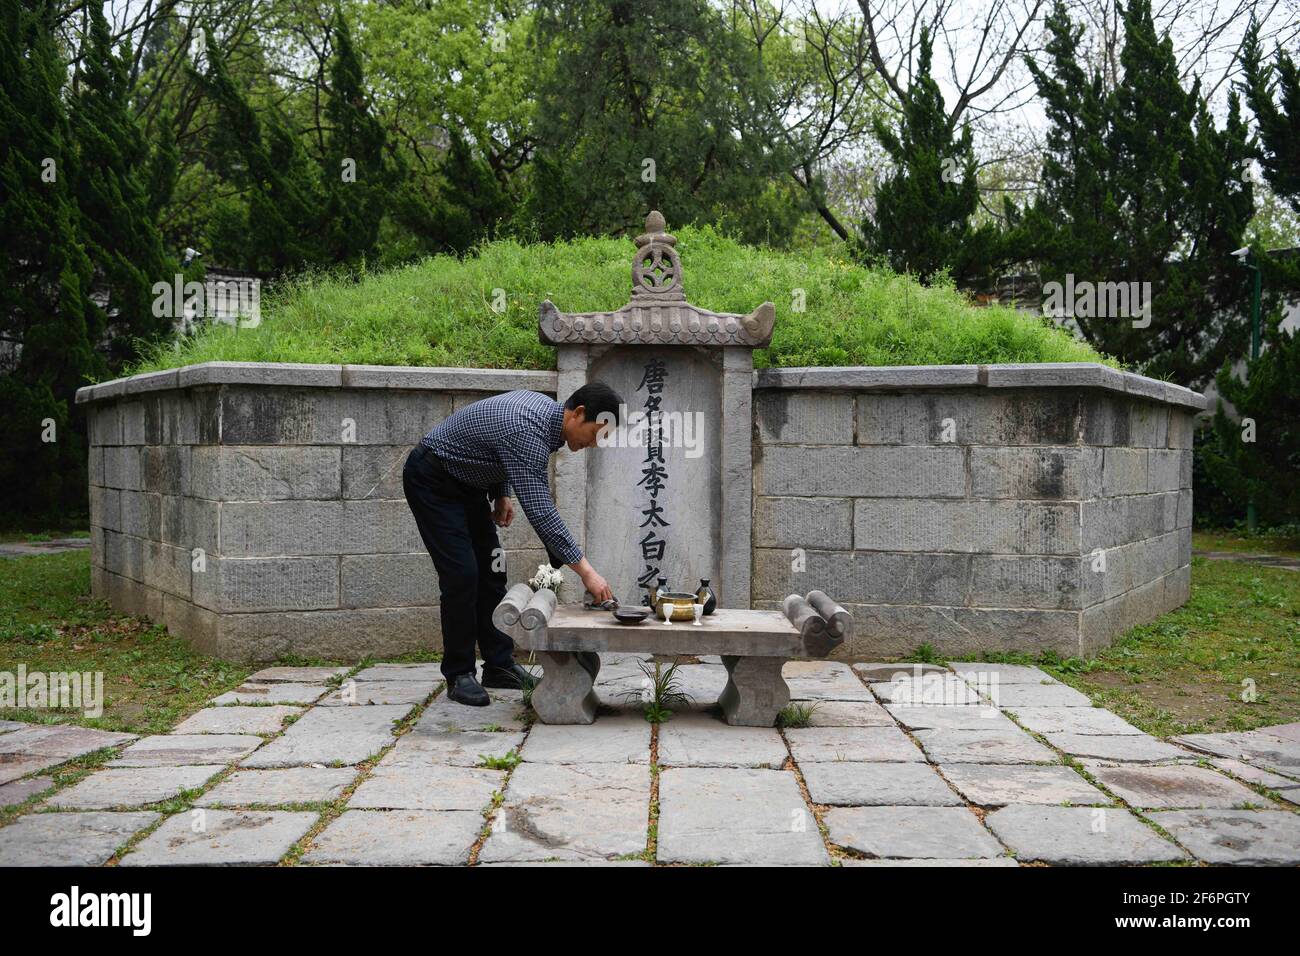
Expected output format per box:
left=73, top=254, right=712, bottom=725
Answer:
left=562, top=381, right=623, bottom=451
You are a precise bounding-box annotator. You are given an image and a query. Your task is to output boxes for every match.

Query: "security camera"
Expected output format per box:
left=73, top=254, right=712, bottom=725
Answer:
left=182, top=247, right=203, bottom=267
left=1231, top=247, right=1250, bottom=259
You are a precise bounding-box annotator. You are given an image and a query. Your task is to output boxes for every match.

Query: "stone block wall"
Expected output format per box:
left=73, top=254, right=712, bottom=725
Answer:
left=80, top=363, right=553, bottom=660
left=751, top=364, right=1205, bottom=659
left=79, top=361, right=1206, bottom=662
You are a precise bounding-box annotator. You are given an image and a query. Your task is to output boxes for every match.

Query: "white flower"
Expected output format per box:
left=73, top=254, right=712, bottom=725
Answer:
left=528, top=563, right=564, bottom=594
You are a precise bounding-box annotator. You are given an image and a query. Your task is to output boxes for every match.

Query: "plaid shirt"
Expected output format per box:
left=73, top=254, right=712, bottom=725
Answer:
left=420, top=390, right=582, bottom=564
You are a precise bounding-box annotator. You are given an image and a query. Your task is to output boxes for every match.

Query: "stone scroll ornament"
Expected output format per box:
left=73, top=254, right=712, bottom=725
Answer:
left=782, top=591, right=852, bottom=657
left=538, top=211, right=776, bottom=348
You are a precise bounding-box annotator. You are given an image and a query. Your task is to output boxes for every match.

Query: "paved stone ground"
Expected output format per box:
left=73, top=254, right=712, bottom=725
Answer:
left=1193, top=549, right=1300, bottom=571
left=1, top=658, right=1298, bottom=866
left=0, top=537, right=91, bottom=559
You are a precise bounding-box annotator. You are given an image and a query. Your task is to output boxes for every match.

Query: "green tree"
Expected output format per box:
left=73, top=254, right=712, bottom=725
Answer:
left=68, top=3, right=177, bottom=366
left=196, top=35, right=323, bottom=272
left=1020, top=0, right=1253, bottom=387
left=0, top=0, right=100, bottom=522
left=320, top=6, right=393, bottom=265
left=1241, top=21, right=1300, bottom=211
left=858, top=28, right=986, bottom=284
left=523, top=0, right=795, bottom=241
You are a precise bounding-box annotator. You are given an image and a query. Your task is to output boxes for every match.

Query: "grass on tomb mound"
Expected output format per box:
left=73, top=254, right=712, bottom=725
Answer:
left=907, top=557, right=1300, bottom=737
left=131, top=226, right=1110, bottom=373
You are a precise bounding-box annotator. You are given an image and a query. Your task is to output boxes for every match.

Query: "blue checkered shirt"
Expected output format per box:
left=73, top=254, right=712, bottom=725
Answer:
left=420, top=390, right=582, bottom=564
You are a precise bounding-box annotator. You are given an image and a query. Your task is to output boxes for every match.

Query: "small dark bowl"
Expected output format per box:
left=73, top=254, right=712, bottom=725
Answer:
left=613, top=608, right=650, bottom=625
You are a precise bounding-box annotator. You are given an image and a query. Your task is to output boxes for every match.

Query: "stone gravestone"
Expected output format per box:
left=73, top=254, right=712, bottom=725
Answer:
left=540, top=211, right=773, bottom=609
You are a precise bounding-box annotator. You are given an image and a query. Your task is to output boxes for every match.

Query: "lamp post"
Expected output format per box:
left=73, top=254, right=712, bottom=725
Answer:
left=1231, top=247, right=1262, bottom=533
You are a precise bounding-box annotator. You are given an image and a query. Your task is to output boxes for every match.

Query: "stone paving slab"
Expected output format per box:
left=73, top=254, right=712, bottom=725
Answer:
left=1259, top=722, right=1300, bottom=743
left=1210, top=758, right=1300, bottom=791
left=886, top=704, right=1014, bottom=732
left=940, top=764, right=1111, bottom=807
left=915, top=729, right=1057, bottom=764
left=0, top=811, right=160, bottom=866
left=1007, top=706, right=1143, bottom=736
left=985, top=805, right=1187, bottom=864
left=949, top=663, right=1059, bottom=684
left=657, top=767, right=828, bottom=865
left=1047, top=733, right=1191, bottom=763
left=416, top=693, right=527, bottom=733
left=479, top=763, right=649, bottom=863
left=0, top=724, right=136, bottom=759
left=872, top=674, right=984, bottom=706
left=1151, top=809, right=1300, bottom=865
left=522, top=715, right=650, bottom=764
left=0, top=719, right=29, bottom=733
left=1090, top=764, right=1266, bottom=809
left=801, top=761, right=963, bottom=806
left=211, top=682, right=330, bottom=705
left=794, top=699, right=895, bottom=727
left=241, top=706, right=409, bottom=767
left=173, top=705, right=302, bottom=735
left=0, top=776, right=52, bottom=807
left=349, top=762, right=505, bottom=811
left=852, top=663, right=949, bottom=683
left=110, top=734, right=264, bottom=768
left=0, top=755, right=63, bottom=785
left=785, top=725, right=924, bottom=763
left=842, top=857, right=1019, bottom=867
left=1171, top=730, right=1300, bottom=773
left=824, top=806, right=1005, bottom=860
left=245, top=666, right=348, bottom=684
left=47, top=766, right=222, bottom=809
left=319, top=678, right=437, bottom=706
left=388, top=730, right=525, bottom=767
left=987, top=682, right=1092, bottom=708
left=352, top=663, right=443, bottom=682
left=783, top=661, right=874, bottom=702
left=657, top=714, right=787, bottom=768
left=121, top=809, right=317, bottom=866
left=197, top=767, right=358, bottom=807
left=305, top=809, right=483, bottom=865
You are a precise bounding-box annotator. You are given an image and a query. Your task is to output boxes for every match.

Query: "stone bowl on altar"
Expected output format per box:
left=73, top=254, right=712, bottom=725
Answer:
left=653, top=591, right=699, bottom=622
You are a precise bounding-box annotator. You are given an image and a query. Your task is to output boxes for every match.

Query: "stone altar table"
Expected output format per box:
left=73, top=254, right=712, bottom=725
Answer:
left=493, top=586, right=854, bottom=726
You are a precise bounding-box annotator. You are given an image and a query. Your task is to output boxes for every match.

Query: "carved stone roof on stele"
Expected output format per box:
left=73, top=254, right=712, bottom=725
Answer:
left=538, top=210, right=776, bottom=348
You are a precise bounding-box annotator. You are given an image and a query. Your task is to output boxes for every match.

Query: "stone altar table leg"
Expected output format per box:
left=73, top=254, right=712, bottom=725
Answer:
left=532, top=651, right=599, bottom=724
left=718, top=656, right=790, bottom=727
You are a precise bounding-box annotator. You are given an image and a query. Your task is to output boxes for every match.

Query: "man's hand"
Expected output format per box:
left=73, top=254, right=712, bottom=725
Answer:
left=491, top=497, right=514, bottom=527
left=569, top=557, right=612, bottom=603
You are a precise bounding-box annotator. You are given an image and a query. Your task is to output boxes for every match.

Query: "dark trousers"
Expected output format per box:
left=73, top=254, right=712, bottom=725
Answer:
left=402, top=445, right=513, bottom=680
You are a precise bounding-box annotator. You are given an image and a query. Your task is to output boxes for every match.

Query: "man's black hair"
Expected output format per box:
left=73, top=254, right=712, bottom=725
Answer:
left=565, top=380, right=623, bottom=425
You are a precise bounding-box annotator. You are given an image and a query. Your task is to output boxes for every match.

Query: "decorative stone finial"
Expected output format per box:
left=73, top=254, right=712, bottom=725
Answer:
left=537, top=209, right=776, bottom=347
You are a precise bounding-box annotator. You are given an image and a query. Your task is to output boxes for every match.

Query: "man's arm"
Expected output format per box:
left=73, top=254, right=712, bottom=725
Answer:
left=496, top=434, right=612, bottom=601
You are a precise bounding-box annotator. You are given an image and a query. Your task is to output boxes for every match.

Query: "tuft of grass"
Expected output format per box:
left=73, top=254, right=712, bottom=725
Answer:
left=477, top=750, right=522, bottom=771
left=130, top=226, right=1109, bottom=374
left=623, top=660, right=692, bottom=723
left=777, top=701, right=818, bottom=728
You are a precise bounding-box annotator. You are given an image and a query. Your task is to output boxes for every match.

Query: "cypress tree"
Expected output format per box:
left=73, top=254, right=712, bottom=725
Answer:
left=1241, top=21, right=1300, bottom=210
left=67, top=3, right=176, bottom=365
left=859, top=28, right=983, bottom=285
left=0, top=0, right=99, bottom=522
left=321, top=7, right=392, bottom=265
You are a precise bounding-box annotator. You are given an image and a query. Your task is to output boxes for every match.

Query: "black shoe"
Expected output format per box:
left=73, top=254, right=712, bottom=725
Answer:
left=481, top=662, right=537, bottom=690
left=447, top=672, right=490, bottom=706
